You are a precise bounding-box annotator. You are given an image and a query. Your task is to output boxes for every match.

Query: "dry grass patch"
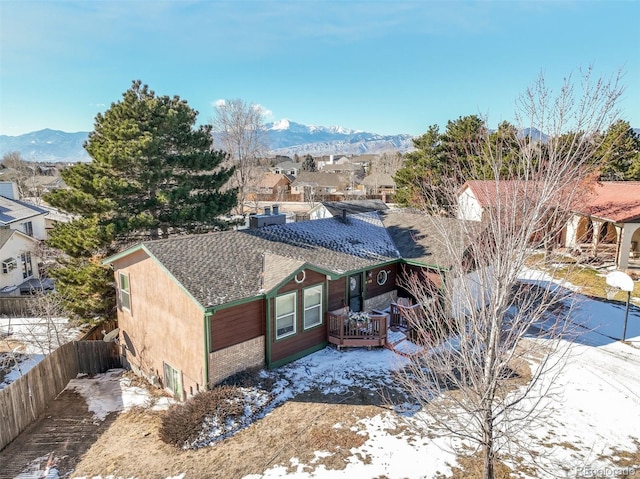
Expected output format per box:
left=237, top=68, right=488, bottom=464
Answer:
left=72, top=399, right=384, bottom=479
left=437, top=452, right=515, bottom=479
left=525, top=253, right=640, bottom=300
left=598, top=437, right=640, bottom=470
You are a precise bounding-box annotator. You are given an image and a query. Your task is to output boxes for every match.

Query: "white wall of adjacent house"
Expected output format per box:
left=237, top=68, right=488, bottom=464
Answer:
left=564, top=214, right=581, bottom=248
left=14, top=214, right=48, bottom=241
left=450, top=266, right=495, bottom=319
left=617, top=222, right=640, bottom=270
left=0, top=232, right=39, bottom=292
left=457, top=188, right=483, bottom=222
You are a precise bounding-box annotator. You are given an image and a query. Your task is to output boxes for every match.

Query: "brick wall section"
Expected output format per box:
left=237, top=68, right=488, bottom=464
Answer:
left=208, top=336, right=265, bottom=386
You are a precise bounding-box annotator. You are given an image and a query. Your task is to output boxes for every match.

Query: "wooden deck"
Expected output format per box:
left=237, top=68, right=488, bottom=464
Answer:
left=326, top=312, right=387, bottom=349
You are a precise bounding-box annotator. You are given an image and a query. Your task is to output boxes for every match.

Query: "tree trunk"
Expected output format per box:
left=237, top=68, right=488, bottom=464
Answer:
left=482, top=415, right=495, bottom=479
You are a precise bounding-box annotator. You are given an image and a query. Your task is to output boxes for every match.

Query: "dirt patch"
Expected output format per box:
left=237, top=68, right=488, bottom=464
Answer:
left=0, top=389, right=117, bottom=479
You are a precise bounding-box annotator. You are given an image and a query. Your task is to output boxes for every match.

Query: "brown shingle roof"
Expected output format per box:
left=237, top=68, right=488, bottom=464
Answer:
left=380, top=210, right=476, bottom=268
left=140, top=212, right=400, bottom=307
left=257, top=173, right=290, bottom=189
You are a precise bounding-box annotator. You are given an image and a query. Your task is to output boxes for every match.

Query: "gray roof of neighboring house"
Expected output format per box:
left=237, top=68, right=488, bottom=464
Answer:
left=0, top=228, right=38, bottom=250
left=290, top=171, right=346, bottom=188
left=360, top=173, right=397, bottom=186
left=140, top=212, right=400, bottom=307
left=273, top=161, right=303, bottom=171
left=0, top=196, right=48, bottom=225
left=379, top=210, right=477, bottom=268
left=321, top=200, right=389, bottom=217
left=0, top=229, right=15, bottom=249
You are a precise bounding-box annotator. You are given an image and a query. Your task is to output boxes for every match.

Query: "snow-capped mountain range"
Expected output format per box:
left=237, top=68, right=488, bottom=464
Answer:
left=0, top=121, right=415, bottom=163
left=264, top=120, right=414, bottom=156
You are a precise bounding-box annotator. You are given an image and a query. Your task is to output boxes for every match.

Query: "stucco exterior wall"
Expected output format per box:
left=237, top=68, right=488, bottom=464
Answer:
left=113, top=249, right=205, bottom=399
left=457, top=188, right=483, bottom=222
left=208, top=336, right=265, bottom=385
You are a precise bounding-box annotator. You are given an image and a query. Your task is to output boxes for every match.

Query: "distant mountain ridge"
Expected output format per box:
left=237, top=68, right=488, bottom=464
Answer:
left=2, top=124, right=636, bottom=163
left=1, top=121, right=415, bottom=162
left=263, top=120, right=415, bottom=156
left=0, top=128, right=90, bottom=162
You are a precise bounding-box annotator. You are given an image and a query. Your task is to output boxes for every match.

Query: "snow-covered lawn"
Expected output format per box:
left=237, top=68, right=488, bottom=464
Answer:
left=0, top=316, right=82, bottom=390
left=8, top=272, right=640, bottom=478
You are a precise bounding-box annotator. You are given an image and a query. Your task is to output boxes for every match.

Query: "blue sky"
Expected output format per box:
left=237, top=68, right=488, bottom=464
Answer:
left=1, top=0, right=639, bottom=137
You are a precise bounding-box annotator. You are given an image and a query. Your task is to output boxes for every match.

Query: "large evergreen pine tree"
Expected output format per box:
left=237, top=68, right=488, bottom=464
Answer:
left=45, top=81, right=237, bottom=321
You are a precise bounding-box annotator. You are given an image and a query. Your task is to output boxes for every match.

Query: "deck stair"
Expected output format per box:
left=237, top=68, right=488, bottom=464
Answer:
left=385, top=328, right=423, bottom=358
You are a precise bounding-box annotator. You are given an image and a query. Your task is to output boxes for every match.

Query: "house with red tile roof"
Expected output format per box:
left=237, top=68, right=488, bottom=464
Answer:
left=564, top=181, right=640, bottom=270
left=457, top=180, right=640, bottom=270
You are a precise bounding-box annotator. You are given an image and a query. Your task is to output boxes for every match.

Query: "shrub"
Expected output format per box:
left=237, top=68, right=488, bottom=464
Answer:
left=219, top=365, right=275, bottom=390
left=159, top=386, right=244, bottom=447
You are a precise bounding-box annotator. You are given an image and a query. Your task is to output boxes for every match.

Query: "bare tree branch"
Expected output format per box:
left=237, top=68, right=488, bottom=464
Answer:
left=392, top=69, right=624, bottom=479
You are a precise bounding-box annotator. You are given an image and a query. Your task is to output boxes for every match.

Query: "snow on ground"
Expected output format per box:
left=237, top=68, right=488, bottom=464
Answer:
left=247, top=274, right=640, bottom=478
left=0, top=316, right=82, bottom=354
left=0, top=316, right=82, bottom=390
left=10, top=270, right=640, bottom=478
left=66, top=369, right=173, bottom=422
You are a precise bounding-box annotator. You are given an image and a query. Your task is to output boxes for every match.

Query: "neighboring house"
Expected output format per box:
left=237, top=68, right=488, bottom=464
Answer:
left=360, top=173, right=397, bottom=196
left=24, top=176, right=67, bottom=197
left=320, top=160, right=364, bottom=175
left=563, top=181, right=640, bottom=270
left=105, top=209, right=483, bottom=400
left=456, top=180, right=526, bottom=222
left=0, top=195, right=49, bottom=240
left=0, top=182, right=19, bottom=200
left=458, top=180, right=640, bottom=270
left=308, top=199, right=389, bottom=220
left=271, top=161, right=303, bottom=176
left=290, top=172, right=347, bottom=201
left=0, top=229, right=41, bottom=295
left=249, top=173, right=292, bottom=200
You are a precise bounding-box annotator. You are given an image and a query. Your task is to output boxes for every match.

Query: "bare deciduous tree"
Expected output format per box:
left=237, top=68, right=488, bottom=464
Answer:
left=377, top=151, right=404, bottom=175
left=393, top=68, right=623, bottom=479
left=1, top=151, right=37, bottom=199
left=212, top=99, right=268, bottom=215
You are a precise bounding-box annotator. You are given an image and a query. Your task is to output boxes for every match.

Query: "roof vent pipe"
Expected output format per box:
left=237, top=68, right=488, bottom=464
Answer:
left=342, top=209, right=347, bottom=222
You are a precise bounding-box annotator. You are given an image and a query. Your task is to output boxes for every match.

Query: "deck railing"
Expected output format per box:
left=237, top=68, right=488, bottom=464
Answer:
left=326, top=312, right=388, bottom=348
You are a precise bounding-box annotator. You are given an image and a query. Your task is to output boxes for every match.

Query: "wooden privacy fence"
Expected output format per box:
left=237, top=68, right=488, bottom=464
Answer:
left=81, top=319, right=118, bottom=341
left=0, top=297, right=35, bottom=316
left=0, top=340, right=121, bottom=451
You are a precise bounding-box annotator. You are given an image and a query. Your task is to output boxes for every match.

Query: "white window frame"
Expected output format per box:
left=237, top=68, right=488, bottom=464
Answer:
left=118, top=272, right=131, bottom=311
left=23, top=221, right=34, bottom=237
left=2, top=257, right=17, bottom=274
left=163, top=362, right=182, bottom=399
left=21, top=252, right=33, bottom=279
left=303, top=284, right=323, bottom=330
left=275, top=291, right=297, bottom=339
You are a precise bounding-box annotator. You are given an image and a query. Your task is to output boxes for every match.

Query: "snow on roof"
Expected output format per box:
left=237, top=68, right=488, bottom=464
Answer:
left=254, top=211, right=400, bottom=263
